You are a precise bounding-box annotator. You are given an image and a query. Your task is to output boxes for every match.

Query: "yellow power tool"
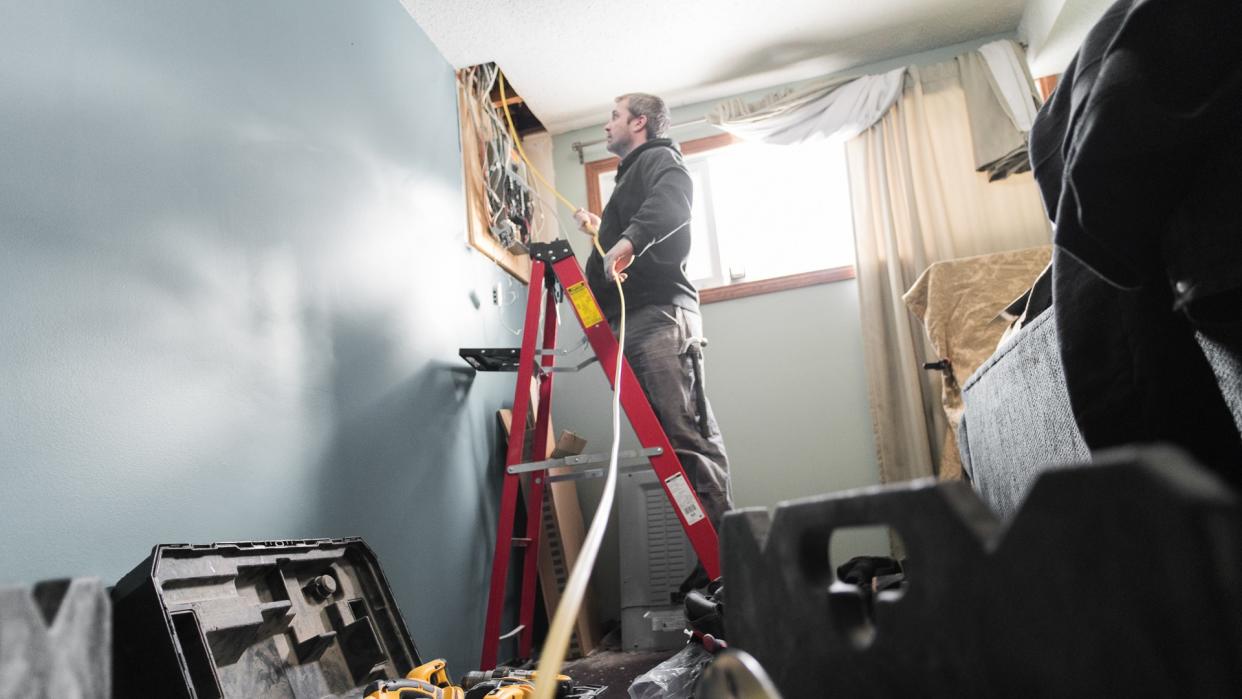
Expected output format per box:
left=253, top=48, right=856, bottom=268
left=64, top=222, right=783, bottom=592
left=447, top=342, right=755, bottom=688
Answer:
left=363, top=659, right=464, bottom=699
left=363, top=661, right=602, bottom=699
left=460, top=668, right=574, bottom=699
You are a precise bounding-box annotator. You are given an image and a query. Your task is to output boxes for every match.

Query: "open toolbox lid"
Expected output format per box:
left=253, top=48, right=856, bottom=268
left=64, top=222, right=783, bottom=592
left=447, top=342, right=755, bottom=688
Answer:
left=112, top=537, right=419, bottom=699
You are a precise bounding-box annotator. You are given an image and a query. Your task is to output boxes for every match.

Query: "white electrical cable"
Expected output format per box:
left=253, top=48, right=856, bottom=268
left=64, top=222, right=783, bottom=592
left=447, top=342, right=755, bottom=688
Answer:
left=490, top=72, right=622, bottom=699
left=530, top=278, right=624, bottom=699
left=466, top=64, right=533, bottom=239
left=491, top=72, right=691, bottom=698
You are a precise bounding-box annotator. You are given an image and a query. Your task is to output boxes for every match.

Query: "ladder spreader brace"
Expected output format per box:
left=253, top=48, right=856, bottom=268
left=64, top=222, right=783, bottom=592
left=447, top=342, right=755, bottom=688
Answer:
left=460, top=240, right=721, bottom=670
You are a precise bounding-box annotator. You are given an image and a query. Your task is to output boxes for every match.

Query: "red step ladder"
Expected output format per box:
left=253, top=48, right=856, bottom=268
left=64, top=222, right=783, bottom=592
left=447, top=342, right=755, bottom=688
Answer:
left=460, top=240, right=721, bottom=670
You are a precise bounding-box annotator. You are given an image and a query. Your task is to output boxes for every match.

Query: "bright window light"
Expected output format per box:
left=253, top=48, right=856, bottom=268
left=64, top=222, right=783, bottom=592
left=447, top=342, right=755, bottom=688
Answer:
left=597, top=138, right=855, bottom=290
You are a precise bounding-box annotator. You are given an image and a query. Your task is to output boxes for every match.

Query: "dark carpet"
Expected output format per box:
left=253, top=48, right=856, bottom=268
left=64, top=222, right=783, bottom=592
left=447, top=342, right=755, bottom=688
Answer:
left=562, top=648, right=679, bottom=699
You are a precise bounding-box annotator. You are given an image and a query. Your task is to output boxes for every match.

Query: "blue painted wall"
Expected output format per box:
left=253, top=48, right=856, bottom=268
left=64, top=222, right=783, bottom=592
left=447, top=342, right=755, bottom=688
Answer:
left=0, top=0, right=517, bottom=671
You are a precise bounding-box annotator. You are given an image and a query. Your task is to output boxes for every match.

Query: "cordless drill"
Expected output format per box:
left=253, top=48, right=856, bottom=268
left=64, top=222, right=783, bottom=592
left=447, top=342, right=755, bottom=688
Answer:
left=362, top=659, right=463, bottom=699
left=460, top=667, right=576, bottom=699
left=363, top=661, right=601, bottom=699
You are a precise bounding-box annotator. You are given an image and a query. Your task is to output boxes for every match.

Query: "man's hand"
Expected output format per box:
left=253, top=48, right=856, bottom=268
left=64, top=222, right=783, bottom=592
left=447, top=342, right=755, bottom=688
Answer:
left=573, top=208, right=601, bottom=235
left=603, top=237, right=635, bottom=283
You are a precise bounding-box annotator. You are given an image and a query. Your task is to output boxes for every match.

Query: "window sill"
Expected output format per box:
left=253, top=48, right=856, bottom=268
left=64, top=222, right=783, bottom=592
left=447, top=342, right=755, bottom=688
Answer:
left=699, top=265, right=856, bottom=304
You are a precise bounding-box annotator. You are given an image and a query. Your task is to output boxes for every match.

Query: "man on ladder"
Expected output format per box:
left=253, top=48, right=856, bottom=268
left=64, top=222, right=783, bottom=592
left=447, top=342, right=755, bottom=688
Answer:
left=574, top=92, right=732, bottom=592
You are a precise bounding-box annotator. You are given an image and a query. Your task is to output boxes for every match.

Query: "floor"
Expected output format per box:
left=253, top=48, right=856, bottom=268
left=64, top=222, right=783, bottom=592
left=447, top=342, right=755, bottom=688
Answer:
left=561, top=647, right=679, bottom=698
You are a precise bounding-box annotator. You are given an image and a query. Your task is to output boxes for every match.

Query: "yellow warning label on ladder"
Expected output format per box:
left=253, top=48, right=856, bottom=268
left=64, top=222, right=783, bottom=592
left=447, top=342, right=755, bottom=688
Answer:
left=566, top=282, right=604, bottom=328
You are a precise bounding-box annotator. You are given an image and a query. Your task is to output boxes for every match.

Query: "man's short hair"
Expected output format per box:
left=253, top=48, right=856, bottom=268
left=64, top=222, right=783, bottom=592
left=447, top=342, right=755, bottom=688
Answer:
left=617, top=93, right=671, bottom=139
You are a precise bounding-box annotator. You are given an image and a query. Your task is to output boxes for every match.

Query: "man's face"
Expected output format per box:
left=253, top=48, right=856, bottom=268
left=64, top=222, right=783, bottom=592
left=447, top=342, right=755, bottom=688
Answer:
left=604, top=99, right=644, bottom=156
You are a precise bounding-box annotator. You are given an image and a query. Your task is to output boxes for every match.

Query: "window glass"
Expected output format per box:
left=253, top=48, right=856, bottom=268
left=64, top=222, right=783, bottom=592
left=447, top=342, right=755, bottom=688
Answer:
left=691, top=139, right=854, bottom=285
left=594, top=138, right=854, bottom=290
left=685, top=165, right=716, bottom=284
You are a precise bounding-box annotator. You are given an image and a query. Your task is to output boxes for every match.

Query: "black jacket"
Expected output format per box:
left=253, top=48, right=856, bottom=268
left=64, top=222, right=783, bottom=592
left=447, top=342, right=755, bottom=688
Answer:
left=1029, top=0, right=1242, bottom=484
left=586, top=138, right=698, bottom=320
left=1029, top=0, right=1242, bottom=296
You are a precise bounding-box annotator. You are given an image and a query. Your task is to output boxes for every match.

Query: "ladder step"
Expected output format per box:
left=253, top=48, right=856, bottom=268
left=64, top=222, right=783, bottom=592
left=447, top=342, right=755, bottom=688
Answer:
left=512, top=537, right=532, bottom=547
left=507, top=447, right=664, bottom=475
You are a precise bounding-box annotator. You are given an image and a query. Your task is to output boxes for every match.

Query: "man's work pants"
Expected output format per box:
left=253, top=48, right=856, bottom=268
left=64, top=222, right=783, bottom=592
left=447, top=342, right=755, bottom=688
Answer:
left=616, top=303, right=733, bottom=530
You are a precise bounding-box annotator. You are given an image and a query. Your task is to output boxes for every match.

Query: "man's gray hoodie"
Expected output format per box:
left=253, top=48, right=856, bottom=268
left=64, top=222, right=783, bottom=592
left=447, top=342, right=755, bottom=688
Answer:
left=586, top=137, right=698, bottom=321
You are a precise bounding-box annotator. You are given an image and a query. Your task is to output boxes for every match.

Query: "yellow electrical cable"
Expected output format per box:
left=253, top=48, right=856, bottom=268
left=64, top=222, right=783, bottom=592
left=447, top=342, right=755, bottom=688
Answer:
left=496, top=73, right=575, bottom=212
left=498, top=73, right=625, bottom=699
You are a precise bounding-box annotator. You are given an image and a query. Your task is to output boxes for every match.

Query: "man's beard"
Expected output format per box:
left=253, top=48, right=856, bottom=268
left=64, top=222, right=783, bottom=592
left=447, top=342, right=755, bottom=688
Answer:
left=606, top=134, right=629, bottom=157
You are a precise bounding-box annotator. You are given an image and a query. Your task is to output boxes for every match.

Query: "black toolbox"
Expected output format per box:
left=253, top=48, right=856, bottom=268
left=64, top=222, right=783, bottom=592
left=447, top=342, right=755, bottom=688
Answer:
left=722, top=447, right=1242, bottom=697
left=112, top=538, right=419, bottom=699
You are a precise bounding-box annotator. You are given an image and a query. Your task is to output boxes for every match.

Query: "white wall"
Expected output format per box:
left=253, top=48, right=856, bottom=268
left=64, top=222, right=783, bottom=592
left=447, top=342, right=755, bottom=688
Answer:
left=1020, top=0, right=1115, bottom=77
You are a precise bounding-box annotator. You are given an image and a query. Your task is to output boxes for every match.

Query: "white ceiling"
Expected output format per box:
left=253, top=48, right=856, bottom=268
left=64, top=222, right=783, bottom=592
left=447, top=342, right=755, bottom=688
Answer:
left=403, top=0, right=1027, bottom=134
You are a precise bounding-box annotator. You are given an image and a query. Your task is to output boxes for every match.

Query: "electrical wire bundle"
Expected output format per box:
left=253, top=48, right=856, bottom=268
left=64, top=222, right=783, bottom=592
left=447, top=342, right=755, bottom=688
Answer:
left=459, top=63, right=550, bottom=249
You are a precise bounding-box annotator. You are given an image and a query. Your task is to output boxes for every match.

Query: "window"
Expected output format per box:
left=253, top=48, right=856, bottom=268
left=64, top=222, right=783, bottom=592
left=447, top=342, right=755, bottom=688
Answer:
left=585, top=133, right=856, bottom=303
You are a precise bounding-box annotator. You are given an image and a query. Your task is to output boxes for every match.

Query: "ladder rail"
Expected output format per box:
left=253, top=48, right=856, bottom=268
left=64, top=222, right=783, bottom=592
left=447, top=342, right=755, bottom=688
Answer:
left=479, top=258, right=547, bottom=669
left=515, top=290, right=560, bottom=658
left=550, top=255, right=721, bottom=580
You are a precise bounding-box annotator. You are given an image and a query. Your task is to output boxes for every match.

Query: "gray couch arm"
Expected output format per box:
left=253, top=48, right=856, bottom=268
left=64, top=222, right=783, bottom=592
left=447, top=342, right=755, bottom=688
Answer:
left=960, top=309, right=1090, bottom=518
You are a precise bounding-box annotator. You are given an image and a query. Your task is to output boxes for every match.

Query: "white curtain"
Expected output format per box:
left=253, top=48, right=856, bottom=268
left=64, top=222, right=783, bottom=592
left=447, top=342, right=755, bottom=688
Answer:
left=708, top=40, right=1041, bottom=180
left=706, top=40, right=1050, bottom=482
left=707, top=68, right=906, bottom=145
left=978, top=40, right=1041, bottom=132
left=846, top=61, right=1051, bottom=483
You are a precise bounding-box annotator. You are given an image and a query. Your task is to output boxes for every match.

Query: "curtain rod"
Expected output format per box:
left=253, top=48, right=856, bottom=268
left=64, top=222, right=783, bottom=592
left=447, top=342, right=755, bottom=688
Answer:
left=569, top=117, right=711, bottom=164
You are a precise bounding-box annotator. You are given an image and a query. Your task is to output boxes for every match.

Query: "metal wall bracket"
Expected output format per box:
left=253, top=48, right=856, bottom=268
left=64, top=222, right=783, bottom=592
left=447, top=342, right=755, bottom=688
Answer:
left=508, top=447, right=664, bottom=475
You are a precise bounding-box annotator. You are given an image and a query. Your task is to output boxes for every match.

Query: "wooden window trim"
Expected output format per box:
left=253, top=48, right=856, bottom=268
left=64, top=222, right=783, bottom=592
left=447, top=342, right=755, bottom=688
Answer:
left=584, top=157, right=617, bottom=216
left=700, top=266, right=856, bottom=304
left=584, top=132, right=855, bottom=303
left=1035, top=75, right=1060, bottom=102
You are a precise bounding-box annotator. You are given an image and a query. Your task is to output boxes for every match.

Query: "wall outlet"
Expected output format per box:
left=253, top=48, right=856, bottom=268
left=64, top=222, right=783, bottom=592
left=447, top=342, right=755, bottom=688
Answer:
left=492, top=283, right=503, bottom=306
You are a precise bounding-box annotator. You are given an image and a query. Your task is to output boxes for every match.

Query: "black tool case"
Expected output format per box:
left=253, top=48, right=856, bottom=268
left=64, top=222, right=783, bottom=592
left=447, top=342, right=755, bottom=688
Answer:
left=722, top=447, right=1242, bottom=697
left=112, top=538, right=420, bottom=699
